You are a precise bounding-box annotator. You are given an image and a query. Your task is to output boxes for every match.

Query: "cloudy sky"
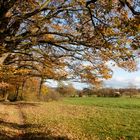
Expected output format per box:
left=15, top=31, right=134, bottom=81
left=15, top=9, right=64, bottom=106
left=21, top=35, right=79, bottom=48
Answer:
left=46, top=61, right=140, bottom=89
left=73, top=69, right=140, bottom=89
left=104, top=67, right=140, bottom=88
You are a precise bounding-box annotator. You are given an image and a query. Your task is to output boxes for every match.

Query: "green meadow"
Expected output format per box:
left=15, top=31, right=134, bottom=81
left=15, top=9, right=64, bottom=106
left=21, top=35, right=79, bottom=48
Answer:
left=0, top=97, right=140, bottom=140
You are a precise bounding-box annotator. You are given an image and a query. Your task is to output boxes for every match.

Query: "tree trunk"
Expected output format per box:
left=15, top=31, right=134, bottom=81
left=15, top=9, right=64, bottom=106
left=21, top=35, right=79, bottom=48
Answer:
left=0, top=53, right=10, bottom=65
left=38, top=77, right=44, bottom=98
left=12, top=86, right=20, bottom=101
left=4, top=92, right=9, bottom=101
left=20, top=80, right=26, bottom=100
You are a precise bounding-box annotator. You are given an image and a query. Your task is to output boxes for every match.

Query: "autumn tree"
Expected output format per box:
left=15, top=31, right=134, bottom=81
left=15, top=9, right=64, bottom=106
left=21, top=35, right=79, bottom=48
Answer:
left=0, top=64, right=30, bottom=101
left=57, top=82, right=77, bottom=97
left=0, top=0, right=139, bottom=100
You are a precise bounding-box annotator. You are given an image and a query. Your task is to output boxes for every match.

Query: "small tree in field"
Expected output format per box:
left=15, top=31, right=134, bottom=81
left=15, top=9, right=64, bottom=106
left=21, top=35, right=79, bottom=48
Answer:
left=57, top=82, right=77, bottom=97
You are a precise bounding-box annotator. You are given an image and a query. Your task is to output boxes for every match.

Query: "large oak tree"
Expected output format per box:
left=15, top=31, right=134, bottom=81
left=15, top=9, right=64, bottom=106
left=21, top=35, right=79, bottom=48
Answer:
left=0, top=0, right=139, bottom=99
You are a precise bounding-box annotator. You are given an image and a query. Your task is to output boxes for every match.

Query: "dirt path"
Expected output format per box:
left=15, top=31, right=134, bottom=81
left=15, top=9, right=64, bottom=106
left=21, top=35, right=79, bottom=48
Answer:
left=0, top=102, right=25, bottom=139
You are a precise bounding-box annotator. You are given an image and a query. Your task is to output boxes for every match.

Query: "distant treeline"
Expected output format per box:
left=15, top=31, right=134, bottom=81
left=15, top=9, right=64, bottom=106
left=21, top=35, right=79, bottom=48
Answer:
left=0, top=77, right=139, bottom=102
left=78, top=88, right=140, bottom=98
left=48, top=85, right=140, bottom=99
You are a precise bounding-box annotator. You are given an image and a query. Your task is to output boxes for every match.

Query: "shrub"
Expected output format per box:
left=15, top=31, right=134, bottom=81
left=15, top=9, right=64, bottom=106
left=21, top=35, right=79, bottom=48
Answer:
left=56, top=83, right=77, bottom=97
left=43, top=88, right=61, bottom=101
left=96, top=88, right=122, bottom=97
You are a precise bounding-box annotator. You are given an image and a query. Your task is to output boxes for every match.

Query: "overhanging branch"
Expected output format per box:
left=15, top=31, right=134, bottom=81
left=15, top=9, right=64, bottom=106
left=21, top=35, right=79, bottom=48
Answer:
left=86, top=0, right=140, bottom=15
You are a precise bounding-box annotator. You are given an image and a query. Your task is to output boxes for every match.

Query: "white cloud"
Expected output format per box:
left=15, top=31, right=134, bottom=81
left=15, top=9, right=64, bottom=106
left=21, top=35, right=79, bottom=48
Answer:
left=46, top=80, right=58, bottom=88
left=134, top=77, right=140, bottom=82
left=132, top=77, right=140, bottom=86
left=104, top=76, right=140, bottom=88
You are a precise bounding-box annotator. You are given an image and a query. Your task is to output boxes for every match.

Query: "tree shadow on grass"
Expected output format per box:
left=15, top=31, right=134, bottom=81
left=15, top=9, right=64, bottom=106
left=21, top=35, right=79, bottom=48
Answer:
left=0, top=102, right=70, bottom=139
left=0, top=119, right=70, bottom=140
left=0, top=101, right=41, bottom=107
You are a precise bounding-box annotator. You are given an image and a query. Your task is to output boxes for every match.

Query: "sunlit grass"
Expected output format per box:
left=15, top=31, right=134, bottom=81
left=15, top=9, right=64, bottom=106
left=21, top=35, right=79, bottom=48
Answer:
left=63, top=97, right=140, bottom=109
left=21, top=97, right=140, bottom=139
left=0, top=97, right=140, bottom=139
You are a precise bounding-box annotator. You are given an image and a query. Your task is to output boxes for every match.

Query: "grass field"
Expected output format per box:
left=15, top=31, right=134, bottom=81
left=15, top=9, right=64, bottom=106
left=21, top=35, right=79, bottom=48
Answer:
left=0, top=97, right=140, bottom=140
left=63, top=97, right=140, bottom=109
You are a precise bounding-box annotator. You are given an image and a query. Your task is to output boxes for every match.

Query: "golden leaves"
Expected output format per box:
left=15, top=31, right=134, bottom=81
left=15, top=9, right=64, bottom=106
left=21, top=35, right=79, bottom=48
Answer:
left=118, top=60, right=137, bottom=72
left=5, top=11, right=12, bottom=18
left=0, top=0, right=139, bottom=89
left=43, top=34, right=54, bottom=41
left=77, top=0, right=86, bottom=6
left=30, top=27, right=39, bottom=34
left=0, top=82, right=12, bottom=89
left=0, top=64, right=31, bottom=91
left=40, top=0, right=51, bottom=9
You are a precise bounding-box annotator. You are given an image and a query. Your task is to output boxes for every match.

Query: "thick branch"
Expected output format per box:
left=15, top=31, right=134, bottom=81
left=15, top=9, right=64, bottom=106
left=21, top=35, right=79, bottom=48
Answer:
left=86, top=0, right=140, bottom=15
left=86, top=0, right=98, bottom=7
left=125, top=0, right=140, bottom=15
